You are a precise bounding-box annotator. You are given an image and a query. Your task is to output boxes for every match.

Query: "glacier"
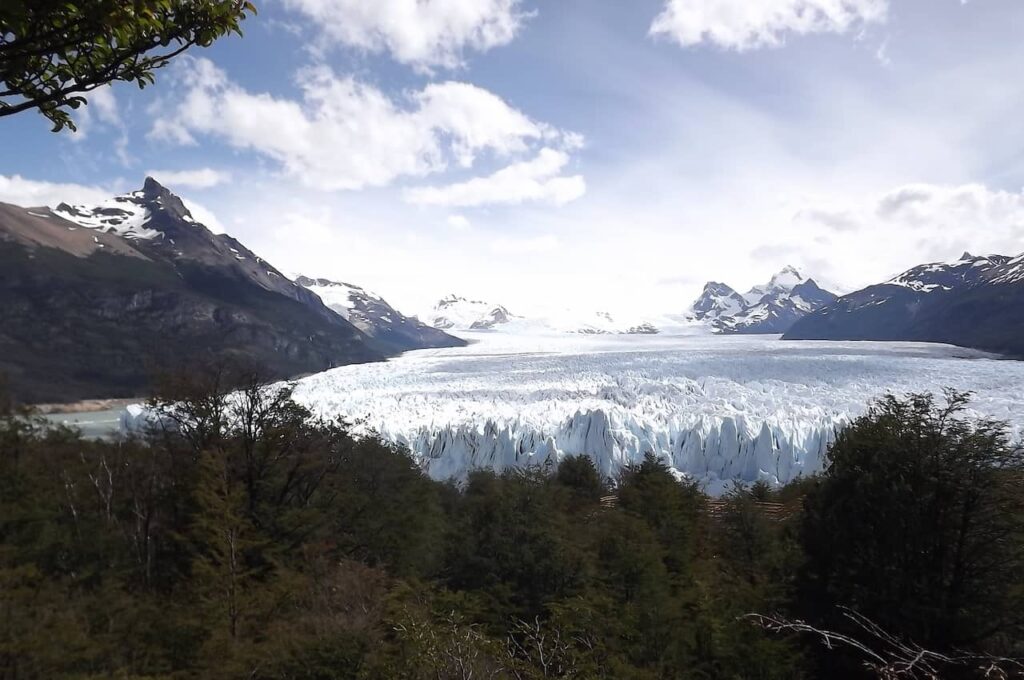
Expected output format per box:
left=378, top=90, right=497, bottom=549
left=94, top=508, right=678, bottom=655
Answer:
left=266, top=333, right=1024, bottom=495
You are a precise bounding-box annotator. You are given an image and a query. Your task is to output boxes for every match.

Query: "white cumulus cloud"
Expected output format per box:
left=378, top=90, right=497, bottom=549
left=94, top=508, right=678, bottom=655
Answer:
left=490, top=234, right=559, bottom=254
left=447, top=214, right=473, bottom=230
left=151, top=58, right=578, bottom=192
left=0, top=175, right=110, bottom=208
left=404, top=148, right=586, bottom=207
left=650, top=0, right=888, bottom=50
left=146, top=168, right=232, bottom=189
left=282, top=0, right=529, bottom=69
left=790, top=183, right=1024, bottom=286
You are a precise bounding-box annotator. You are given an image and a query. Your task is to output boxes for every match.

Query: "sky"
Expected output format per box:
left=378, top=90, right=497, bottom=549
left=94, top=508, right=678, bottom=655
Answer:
left=3, top=0, right=1024, bottom=317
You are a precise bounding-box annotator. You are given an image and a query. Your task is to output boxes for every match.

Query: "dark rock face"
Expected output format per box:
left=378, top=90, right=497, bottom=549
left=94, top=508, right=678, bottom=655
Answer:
left=626, top=323, right=660, bottom=335
left=294, top=276, right=466, bottom=352
left=0, top=180, right=384, bottom=403
left=469, top=306, right=514, bottom=330
left=784, top=253, right=1024, bottom=357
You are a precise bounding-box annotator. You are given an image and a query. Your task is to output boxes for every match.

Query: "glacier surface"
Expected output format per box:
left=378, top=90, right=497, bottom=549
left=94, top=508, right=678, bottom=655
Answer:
left=282, top=333, right=1024, bottom=494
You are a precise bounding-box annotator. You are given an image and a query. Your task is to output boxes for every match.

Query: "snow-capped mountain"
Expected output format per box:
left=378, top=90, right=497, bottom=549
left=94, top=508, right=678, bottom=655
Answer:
left=424, top=296, right=670, bottom=335
left=0, top=178, right=385, bottom=401
left=691, top=282, right=747, bottom=321
left=49, top=177, right=320, bottom=306
left=426, top=295, right=521, bottom=331
left=785, top=252, right=1024, bottom=356
left=295, top=277, right=465, bottom=352
left=690, top=266, right=838, bottom=334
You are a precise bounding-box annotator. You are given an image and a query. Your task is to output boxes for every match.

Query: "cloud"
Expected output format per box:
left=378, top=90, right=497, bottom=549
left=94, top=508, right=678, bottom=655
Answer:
left=490, top=233, right=559, bottom=254
left=447, top=214, right=473, bottom=230
left=404, top=148, right=586, bottom=207
left=146, top=168, right=232, bottom=189
left=0, top=175, right=110, bottom=208
left=151, top=58, right=578, bottom=192
left=184, top=201, right=228, bottom=234
left=281, top=0, right=530, bottom=69
left=650, top=0, right=888, bottom=50
left=791, top=183, right=1024, bottom=285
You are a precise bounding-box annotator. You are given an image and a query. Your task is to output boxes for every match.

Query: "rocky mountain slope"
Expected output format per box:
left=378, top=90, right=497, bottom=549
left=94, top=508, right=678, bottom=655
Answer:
left=295, top=277, right=465, bottom=352
left=690, top=266, right=838, bottom=334
left=784, top=252, right=1024, bottom=356
left=0, top=178, right=383, bottom=402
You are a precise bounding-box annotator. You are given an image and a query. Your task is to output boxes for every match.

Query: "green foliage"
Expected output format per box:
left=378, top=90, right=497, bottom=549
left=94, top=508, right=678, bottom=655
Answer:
left=555, top=454, right=607, bottom=505
left=1, top=382, right=1021, bottom=679
left=799, top=391, right=1024, bottom=654
left=0, top=0, right=256, bottom=131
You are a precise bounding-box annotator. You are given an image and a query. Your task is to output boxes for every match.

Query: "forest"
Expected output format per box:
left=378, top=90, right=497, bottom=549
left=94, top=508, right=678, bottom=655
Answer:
left=2, top=374, right=1023, bottom=679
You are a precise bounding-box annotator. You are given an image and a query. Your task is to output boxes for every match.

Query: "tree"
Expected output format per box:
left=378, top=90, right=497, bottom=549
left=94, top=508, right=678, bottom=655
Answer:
left=799, top=392, right=1024, bottom=653
left=0, top=0, right=256, bottom=131
left=554, top=455, right=606, bottom=506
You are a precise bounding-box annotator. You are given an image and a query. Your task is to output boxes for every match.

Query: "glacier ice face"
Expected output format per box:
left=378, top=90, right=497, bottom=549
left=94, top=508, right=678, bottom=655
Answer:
left=285, top=333, right=1024, bottom=494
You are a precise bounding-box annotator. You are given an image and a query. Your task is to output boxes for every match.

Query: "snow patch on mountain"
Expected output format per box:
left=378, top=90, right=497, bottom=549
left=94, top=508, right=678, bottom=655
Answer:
left=53, top=195, right=160, bottom=240
left=298, top=278, right=384, bottom=324
left=427, top=295, right=519, bottom=331
left=886, top=253, right=1011, bottom=292
left=423, top=295, right=704, bottom=336
left=298, top=277, right=466, bottom=351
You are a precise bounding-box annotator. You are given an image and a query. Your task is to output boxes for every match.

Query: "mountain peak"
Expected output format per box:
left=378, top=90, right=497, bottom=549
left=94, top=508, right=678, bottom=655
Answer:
left=702, top=281, right=736, bottom=293
left=142, top=176, right=167, bottom=197
left=767, top=265, right=804, bottom=289
left=138, top=177, right=192, bottom=221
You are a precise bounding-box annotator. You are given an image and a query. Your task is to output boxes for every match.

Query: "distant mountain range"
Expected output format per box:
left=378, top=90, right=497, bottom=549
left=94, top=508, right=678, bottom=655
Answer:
left=427, top=295, right=521, bottom=331
left=0, top=178, right=461, bottom=402
left=295, top=277, right=464, bottom=353
left=4, top=176, right=1020, bottom=404
left=419, top=267, right=837, bottom=337
left=785, top=252, right=1024, bottom=357
left=688, top=265, right=838, bottom=334
left=422, top=296, right=664, bottom=335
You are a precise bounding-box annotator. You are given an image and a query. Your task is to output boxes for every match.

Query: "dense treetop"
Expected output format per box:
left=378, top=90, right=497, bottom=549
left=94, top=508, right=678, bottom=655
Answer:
left=0, top=0, right=255, bottom=131
left=1, top=376, right=1021, bottom=679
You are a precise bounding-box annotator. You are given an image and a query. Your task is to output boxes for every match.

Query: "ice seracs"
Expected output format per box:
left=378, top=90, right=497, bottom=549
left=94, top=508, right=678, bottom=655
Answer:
left=121, top=334, right=1024, bottom=495
left=255, top=334, right=1024, bottom=495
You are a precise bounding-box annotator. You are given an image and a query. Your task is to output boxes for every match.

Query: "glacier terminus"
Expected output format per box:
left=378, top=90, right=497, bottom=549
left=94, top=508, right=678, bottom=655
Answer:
left=202, top=332, right=1024, bottom=495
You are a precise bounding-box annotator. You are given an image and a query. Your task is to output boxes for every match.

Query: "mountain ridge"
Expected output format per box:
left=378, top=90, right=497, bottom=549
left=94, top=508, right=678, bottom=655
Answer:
left=689, top=266, right=838, bottom=334
left=0, top=178, right=386, bottom=402
left=784, top=252, right=1024, bottom=356
left=295, top=277, right=466, bottom=352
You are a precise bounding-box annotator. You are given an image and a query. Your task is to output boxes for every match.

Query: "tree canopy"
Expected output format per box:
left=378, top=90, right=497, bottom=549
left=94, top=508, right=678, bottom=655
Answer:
left=1, top=379, right=1021, bottom=679
left=0, top=0, right=256, bottom=131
